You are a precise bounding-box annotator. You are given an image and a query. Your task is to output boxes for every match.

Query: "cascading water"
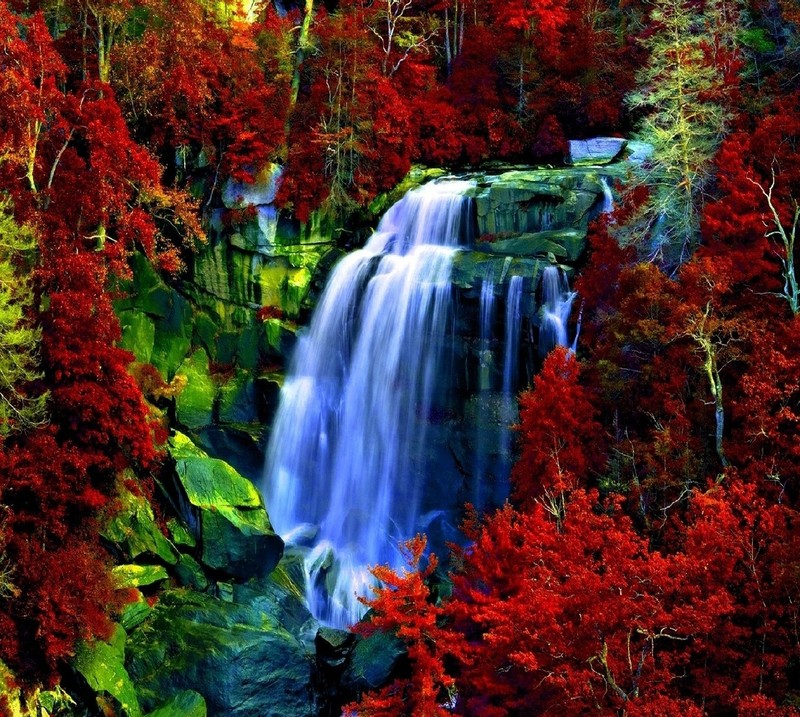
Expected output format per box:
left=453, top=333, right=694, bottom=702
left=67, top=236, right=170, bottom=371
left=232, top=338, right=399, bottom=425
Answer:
left=502, top=276, right=524, bottom=395
left=600, top=176, right=615, bottom=215
left=539, top=266, right=577, bottom=356
left=473, top=272, right=497, bottom=508
left=478, top=273, right=495, bottom=392
left=263, top=179, right=474, bottom=628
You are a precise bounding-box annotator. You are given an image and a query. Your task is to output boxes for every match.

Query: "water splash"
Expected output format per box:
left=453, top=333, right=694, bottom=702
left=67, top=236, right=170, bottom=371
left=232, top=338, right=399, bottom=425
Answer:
left=263, top=180, right=474, bottom=628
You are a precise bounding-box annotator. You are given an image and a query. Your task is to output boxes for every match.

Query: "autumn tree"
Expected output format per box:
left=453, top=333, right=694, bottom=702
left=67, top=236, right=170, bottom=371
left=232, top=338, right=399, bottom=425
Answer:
left=512, top=347, right=604, bottom=511
left=704, top=92, right=800, bottom=316
left=343, top=536, right=456, bottom=717
left=0, top=2, right=179, bottom=682
left=280, top=5, right=414, bottom=218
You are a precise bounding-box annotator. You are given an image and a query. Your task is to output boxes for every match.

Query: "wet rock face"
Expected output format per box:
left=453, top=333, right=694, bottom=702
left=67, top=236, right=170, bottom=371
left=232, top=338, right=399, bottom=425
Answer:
left=125, top=590, right=316, bottom=717
left=168, top=432, right=284, bottom=581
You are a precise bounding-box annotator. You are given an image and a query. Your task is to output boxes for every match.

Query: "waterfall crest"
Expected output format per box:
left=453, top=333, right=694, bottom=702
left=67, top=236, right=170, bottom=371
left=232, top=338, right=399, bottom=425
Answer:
left=263, top=180, right=474, bottom=628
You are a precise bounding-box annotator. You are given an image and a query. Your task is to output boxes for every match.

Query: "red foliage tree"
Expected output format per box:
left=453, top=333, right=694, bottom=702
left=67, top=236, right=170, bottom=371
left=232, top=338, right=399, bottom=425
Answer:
left=112, top=3, right=290, bottom=187
left=512, top=347, right=604, bottom=508
left=343, top=536, right=457, bottom=717
left=351, top=487, right=800, bottom=715
left=0, top=2, right=174, bottom=683
left=279, top=6, right=415, bottom=219
left=703, top=92, right=800, bottom=314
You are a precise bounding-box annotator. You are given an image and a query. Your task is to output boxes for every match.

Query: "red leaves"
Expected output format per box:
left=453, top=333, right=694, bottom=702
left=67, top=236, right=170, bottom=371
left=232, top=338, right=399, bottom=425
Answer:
left=354, top=484, right=800, bottom=715
left=512, top=347, right=604, bottom=506
left=345, top=536, right=457, bottom=717
left=0, top=2, right=167, bottom=683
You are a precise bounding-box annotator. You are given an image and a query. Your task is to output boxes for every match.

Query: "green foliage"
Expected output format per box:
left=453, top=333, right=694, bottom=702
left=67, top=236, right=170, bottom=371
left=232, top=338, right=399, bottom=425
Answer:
left=0, top=200, right=47, bottom=438
left=738, top=28, right=776, bottom=54
left=625, top=0, right=741, bottom=265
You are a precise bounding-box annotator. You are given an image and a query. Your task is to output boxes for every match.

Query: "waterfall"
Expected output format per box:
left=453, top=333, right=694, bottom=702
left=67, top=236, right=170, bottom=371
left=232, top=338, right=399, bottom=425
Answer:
left=263, top=179, right=474, bottom=628
left=502, top=276, right=523, bottom=395
left=479, top=273, right=495, bottom=392
left=539, top=266, right=577, bottom=356
left=600, top=176, right=615, bottom=214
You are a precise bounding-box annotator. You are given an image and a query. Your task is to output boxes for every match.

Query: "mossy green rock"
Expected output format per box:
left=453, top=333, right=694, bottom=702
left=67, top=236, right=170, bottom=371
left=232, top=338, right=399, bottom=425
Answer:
left=174, top=553, right=209, bottom=591
left=102, top=487, right=179, bottom=566
left=126, top=590, right=315, bottom=717
left=478, top=228, right=586, bottom=262
left=112, top=564, right=170, bottom=589
left=167, top=518, right=196, bottom=548
left=175, top=349, right=216, bottom=430
left=468, top=167, right=608, bottom=238
left=121, top=591, right=152, bottom=632
left=151, top=291, right=193, bottom=379
left=145, top=690, right=206, bottom=717
left=450, top=252, right=543, bottom=292
left=169, top=433, right=283, bottom=579
left=218, top=370, right=258, bottom=425
left=119, top=310, right=156, bottom=364
left=75, top=626, right=142, bottom=717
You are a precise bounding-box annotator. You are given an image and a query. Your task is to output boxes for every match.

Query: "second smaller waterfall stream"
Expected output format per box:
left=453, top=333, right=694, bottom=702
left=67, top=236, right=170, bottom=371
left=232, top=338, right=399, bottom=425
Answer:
left=539, top=266, right=577, bottom=356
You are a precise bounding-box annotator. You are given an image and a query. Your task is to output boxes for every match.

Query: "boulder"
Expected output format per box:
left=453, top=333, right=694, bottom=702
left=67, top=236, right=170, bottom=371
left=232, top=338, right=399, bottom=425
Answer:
left=340, top=631, right=406, bottom=694
left=478, top=228, right=587, bottom=262
left=119, top=310, right=155, bottom=364
left=75, top=625, right=142, bottom=717
left=469, top=168, right=607, bottom=237
left=568, top=137, right=627, bottom=166
left=174, top=554, right=210, bottom=591
left=102, top=486, right=179, bottom=566
left=121, top=591, right=153, bottom=632
left=169, top=433, right=283, bottom=580
left=625, top=140, right=655, bottom=164
left=126, top=590, right=315, bottom=717
left=150, top=290, right=193, bottom=379
left=112, top=564, right=170, bottom=589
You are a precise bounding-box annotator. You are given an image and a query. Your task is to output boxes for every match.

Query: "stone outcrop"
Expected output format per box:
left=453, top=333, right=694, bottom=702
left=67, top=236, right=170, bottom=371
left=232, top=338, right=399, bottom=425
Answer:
left=567, top=137, right=627, bottom=166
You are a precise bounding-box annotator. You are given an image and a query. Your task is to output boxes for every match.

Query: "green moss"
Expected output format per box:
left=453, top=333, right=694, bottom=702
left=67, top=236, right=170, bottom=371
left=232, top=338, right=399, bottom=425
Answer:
left=174, top=554, right=209, bottom=591
left=145, top=691, right=206, bottom=717
left=175, top=349, right=216, bottom=430
left=218, top=371, right=258, bottom=425
left=118, top=311, right=156, bottom=364
left=121, top=592, right=152, bottom=632
left=168, top=433, right=283, bottom=579
left=126, top=590, right=314, bottom=717
left=102, top=487, right=179, bottom=566
left=167, top=518, right=196, bottom=548
left=478, top=229, right=586, bottom=262
left=112, top=564, right=169, bottom=589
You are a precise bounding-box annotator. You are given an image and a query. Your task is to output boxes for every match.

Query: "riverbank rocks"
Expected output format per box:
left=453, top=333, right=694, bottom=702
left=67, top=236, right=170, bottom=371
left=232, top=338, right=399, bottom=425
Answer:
left=168, top=432, right=283, bottom=580
left=125, top=589, right=315, bottom=717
